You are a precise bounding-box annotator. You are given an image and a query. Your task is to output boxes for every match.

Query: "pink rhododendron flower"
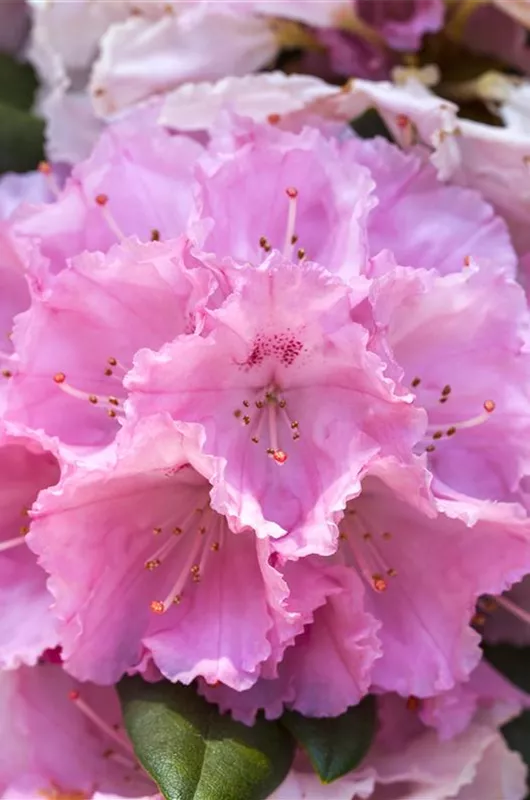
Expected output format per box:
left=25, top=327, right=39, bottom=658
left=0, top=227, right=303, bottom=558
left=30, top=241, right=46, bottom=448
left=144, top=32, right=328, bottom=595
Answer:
left=28, top=413, right=380, bottom=692
left=5, top=236, right=212, bottom=446
left=0, top=423, right=60, bottom=670
left=200, top=462, right=530, bottom=718
left=0, top=659, right=157, bottom=799
left=128, top=254, right=425, bottom=556
left=367, top=259, right=530, bottom=501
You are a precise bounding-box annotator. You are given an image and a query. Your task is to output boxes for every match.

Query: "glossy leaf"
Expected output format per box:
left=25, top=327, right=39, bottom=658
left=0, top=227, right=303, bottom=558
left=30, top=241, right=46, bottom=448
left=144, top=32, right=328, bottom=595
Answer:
left=118, top=676, right=295, bottom=800
left=0, top=102, right=44, bottom=174
left=280, top=695, right=376, bottom=783
left=0, top=53, right=38, bottom=111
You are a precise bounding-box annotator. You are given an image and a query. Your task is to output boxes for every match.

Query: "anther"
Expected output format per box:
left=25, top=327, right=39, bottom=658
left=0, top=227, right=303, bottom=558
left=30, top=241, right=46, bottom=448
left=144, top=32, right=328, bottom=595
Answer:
left=484, top=399, right=495, bottom=413
left=425, top=444, right=436, bottom=453
left=297, top=248, right=305, bottom=259
left=19, top=525, right=29, bottom=536
left=411, top=377, right=421, bottom=387
left=38, top=161, right=52, bottom=175
left=210, top=542, right=220, bottom=551
left=396, top=113, right=409, bottom=129
left=108, top=397, right=119, bottom=406
left=145, top=559, right=161, bottom=570
left=406, top=696, right=420, bottom=711
left=150, top=600, right=164, bottom=614
left=151, top=229, right=160, bottom=241
left=234, top=409, right=241, bottom=418
left=153, top=527, right=162, bottom=535
left=291, top=234, right=298, bottom=244
left=108, top=357, right=117, bottom=366
left=242, top=415, right=251, bottom=425
left=272, top=449, right=288, bottom=465
left=95, top=193, right=108, bottom=206
left=267, top=113, right=281, bottom=125
left=447, top=426, right=456, bottom=436
left=243, top=400, right=250, bottom=407
left=1, top=369, right=12, bottom=378
left=441, top=385, right=451, bottom=396
left=432, top=431, right=443, bottom=440
left=286, top=187, right=298, bottom=199
left=372, top=574, right=387, bottom=592
left=54, top=372, right=65, bottom=384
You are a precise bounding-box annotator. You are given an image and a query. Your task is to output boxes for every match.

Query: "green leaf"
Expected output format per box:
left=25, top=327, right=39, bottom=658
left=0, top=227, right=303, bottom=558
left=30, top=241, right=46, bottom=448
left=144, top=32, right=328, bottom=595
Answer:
left=118, top=676, right=296, bottom=800
left=483, top=643, right=530, bottom=694
left=0, top=53, right=38, bottom=111
left=280, top=695, right=377, bottom=783
left=350, top=107, right=393, bottom=141
left=502, top=710, right=530, bottom=799
left=0, top=102, right=44, bottom=174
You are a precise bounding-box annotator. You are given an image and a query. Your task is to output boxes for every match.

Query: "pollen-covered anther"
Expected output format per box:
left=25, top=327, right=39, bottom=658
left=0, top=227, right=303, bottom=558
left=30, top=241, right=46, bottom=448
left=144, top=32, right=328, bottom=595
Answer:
left=372, top=574, right=387, bottom=592
left=150, top=600, right=165, bottom=614
left=145, top=559, right=161, bottom=571
left=95, top=193, right=108, bottom=207
left=273, top=449, right=288, bottom=465
left=1, top=369, right=12, bottom=379
left=484, top=399, right=495, bottom=413
left=411, top=376, right=421, bottom=388
left=297, top=248, right=305, bottom=260
left=151, top=228, right=160, bottom=241
left=267, top=113, right=281, bottom=125
left=259, top=236, right=272, bottom=252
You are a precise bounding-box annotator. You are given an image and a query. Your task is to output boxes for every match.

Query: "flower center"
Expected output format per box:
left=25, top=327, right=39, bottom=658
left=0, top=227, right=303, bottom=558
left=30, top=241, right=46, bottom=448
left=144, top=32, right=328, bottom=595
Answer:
left=339, top=507, right=397, bottom=593
left=145, top=503, right=223, bottom=614
left=233, top=387, right=300, bottom=466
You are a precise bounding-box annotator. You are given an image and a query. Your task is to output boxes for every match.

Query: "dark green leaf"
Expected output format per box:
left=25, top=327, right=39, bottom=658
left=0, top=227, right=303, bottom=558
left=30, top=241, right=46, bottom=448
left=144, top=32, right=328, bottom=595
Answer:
left=0, top=53, right=38, bottom=111
left=350, top=108, right=393, bottom=141
left=483, top=643, right=530, bottom=694
left=118, top=676, right=295, bottom=800
left=502, top=710, right=530, bottom=799
left=280, top=695, right=376, bottom=783
left=0, top=102, right=44, bottom=174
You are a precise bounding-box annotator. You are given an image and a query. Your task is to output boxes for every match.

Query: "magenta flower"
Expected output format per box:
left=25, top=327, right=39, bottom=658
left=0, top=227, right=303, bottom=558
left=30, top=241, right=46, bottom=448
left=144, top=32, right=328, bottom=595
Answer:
left=5, top=236, right=213, bottom=446
left=28, top=414, right=379, bottom=689
left=368, top=260, right=530, bottom=502
left=0, top=660, right=156, bottom=798
left=200, top=461, right=530, bottom=717
left=127, top=254, right=424, bottom=557
left=0, top=423, right=60, bottom=670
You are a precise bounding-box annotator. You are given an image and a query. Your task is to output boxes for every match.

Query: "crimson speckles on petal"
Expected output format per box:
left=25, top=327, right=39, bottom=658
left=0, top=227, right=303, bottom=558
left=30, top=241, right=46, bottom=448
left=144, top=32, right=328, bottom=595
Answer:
left=242, top=331, right=305, bottom=370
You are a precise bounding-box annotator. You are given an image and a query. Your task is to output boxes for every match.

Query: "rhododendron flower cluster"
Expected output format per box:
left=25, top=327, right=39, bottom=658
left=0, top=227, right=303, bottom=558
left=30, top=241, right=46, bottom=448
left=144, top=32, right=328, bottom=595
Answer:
left=3, top=2, right=530, bottom=792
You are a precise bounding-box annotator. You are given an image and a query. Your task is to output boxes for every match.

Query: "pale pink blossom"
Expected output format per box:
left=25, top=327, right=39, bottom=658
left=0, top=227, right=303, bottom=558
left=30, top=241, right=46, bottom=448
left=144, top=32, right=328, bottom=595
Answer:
left=0, top=659, right=156, bottom=799
left=28, top=414, right=380, bottom=691
left=127, top=254, right=425, bottom=557
left=0, top=424, right=60, bottom=670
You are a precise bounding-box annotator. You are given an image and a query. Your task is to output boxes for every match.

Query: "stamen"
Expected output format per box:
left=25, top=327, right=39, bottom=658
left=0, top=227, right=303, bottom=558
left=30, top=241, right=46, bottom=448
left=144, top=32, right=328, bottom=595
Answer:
left=94, top=194, right=126, bottom=242
left=259, top=236, right=271, bottom=253
left=495, top=594, right=530, bottom=627
left=53, top=373, right=123, bottom=415
left=426, top=400, right=495, bottom=439
left=150, top=529, right=204, bottom=614
left=104, top=749, right=138, bottom=770
left=283, top=187, right=298, bottom=259
left=68, top=690, right=134, bottom=754
left=0, top=535, right=27, bottom=553
left=339, top=509, right=397, bottom=594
